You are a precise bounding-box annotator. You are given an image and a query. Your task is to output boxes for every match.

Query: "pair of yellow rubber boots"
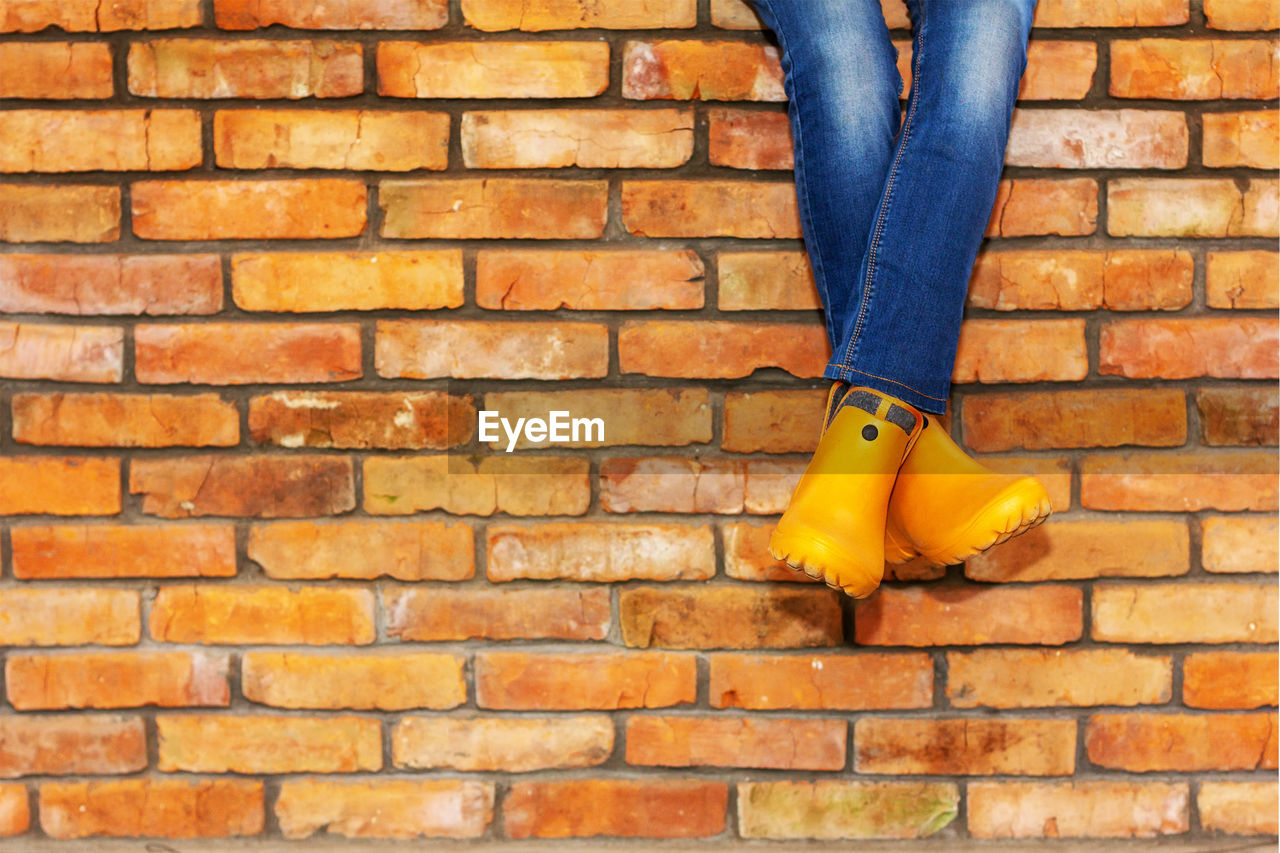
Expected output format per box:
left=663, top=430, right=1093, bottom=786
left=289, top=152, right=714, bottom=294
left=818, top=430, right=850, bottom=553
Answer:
left=769, top=383, right=1052, bottom=598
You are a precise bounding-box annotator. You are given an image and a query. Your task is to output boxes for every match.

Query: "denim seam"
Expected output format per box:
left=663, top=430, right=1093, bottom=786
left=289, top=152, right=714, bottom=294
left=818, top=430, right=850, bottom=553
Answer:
left=845, top=366, right=948, bottom=402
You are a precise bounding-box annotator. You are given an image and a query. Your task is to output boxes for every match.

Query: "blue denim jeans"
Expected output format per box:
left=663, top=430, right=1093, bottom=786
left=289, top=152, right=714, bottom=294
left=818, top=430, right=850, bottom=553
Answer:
left=744, top=0, right=1037, bottom=414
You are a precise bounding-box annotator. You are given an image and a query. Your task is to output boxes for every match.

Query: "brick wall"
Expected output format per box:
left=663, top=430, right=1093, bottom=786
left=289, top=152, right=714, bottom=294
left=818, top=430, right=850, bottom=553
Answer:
left=0, top=0, right=1276, bottom=843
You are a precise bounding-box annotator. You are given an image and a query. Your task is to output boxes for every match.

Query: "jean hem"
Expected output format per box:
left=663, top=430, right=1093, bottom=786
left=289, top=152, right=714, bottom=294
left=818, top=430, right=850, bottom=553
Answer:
left=822, top=364, right=949, bottom=415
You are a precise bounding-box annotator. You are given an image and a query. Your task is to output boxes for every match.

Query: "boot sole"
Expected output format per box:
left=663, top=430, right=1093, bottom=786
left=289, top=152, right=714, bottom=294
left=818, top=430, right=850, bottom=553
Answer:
left=769, top=525, right=882, bottom=599
left=917, top=481, right=1052, bottom=566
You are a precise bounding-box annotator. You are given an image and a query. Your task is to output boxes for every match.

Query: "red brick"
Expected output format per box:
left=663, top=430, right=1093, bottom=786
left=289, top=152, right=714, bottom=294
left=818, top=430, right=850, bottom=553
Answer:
left=0, top=321, right=123, bottom=383
left=0, top=716, right=145, bottom=778
left=378, top=41, right=609, bottom=98
left=0, top=0, right=200, bottom=31
left=275, top=779, right=491, bottom=840
left=376, top=319, right=607, bottom=379
left=462, top=108, right=692, bottom=168
left=363, top=455, right=588, bottom=517
left=1033, top=0, right=1188, bottom=26
left=1087, top=712, right=1277, bottom=771
left=483, top=389, right=712, bottom=448
left=393, top=715, right=612, bottom=771
left=249, top=391, right=473, bottom=450
left=723, top=389, right=826, bottom=454
left=986, top=178, right=1097, bottom=237
left=1198, top=781, right=1278, bottom=835
left=135, top=322, right=360, bottom=384
left=978, top=455, right=1074, bottom=511
left=968, top=781, right=1188, bottom=839
left=1183, top=651, right=1277, bottom=710
left=622, top=40, right=783, bottom=101
left=964, top=519, right=1189, bottom=582
left=968, top=249, right=1193, bottom=312
left=0, top=254, right=221, bottom=315
left=0, top=184, right=119, bottom=243
left=156, top=714, right=381, bottom=773
left=622, top=180, right=801, bottom=238
left=1101, top=317, right=1278, bottom=379
left=1081, top=451, right=1278, bottom=511
left=130, top=455, right=355, bottom=518
left=248, top=518, right=472, bottom=581
left=1092, top=581, right=1278, bottom=643
left=1020, top=41, right=1098, bottom=100
left=1202, top=515, right=1279, bottom=573
left=504, top=779, right=726, bottom=839
left=132, top=179, right=366, bottom=240
left=477, top=249, right=704, bottom=310
left=856, top=718, right=1076, bottom=775
left=0, top=43, right=112, bottom=98
left=1204, top=111, right=1280, bottom=168
left=0, top=110, right=200, bottom=173
left=947, top=649, right=1171, bottom=709
left=0, top=456, right=120, bottom=516
left=13, top=392, right=237, bottom=447
left=1205, top=0, right=1278, bottom=29
left=709, top=652, right=933, bottom=710
left=0, top=784, right=27, bottom=836
left=626, top=716, right=845, bottom=770
left=380, top=178, right=606, bottom=239
left=963, top=388, right=1185, bottom=452
left=216, top=0, right=447, bottom=29
left=855, top=586, right=1083, bottom=647
left=601, top=457, right=745, bottom=514
left=1206, top=250, right=1279, bottom=309
left=215, top=110, right=449, bottom=171
left=128, top=39, right=362, bottom=99
left=21, top=519, right=229, bottom=585
left=39, top=779, right=262, bottom=840
left=488, top=522, right=713, bottom=581
left=738, top=780, right=958, bottom=840
left=387, top=587, right=609, bottom=642
left=6, top=651, right=229, bottom=710
left=1007, top=108, right=1186, bottom=169
left=1111, top=38, right=1279, bottom=99
left=233, top=251, right=461, bottom=312
left=241, top=651, right=465, bottom=710
left=953, top=319, right=1089, bottom=384
left=620, top=320, right=826, bottom=379
left=621, top=586, right=843, bottom=649
left=151, top=585, right=374, bottom=645
left=1108, top=177, right=1278, bottom=237
left=0, top=589, right=138, bottom=647
left=708, top=107, right=792, bottom=170
left=719, top=250, right=820, bottom=311
left=464, top=0, right=695, bottom=29
left=476, top=651, right=696, bottom=710
left=1197, top=387, right=1279, bottom=446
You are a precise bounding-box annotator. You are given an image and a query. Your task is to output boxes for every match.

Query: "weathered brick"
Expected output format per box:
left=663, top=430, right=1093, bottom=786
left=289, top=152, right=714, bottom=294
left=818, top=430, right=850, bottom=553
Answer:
left=462, top=108, right=692, bottom=168
left=978, top=455, right=1074, bottom=510
left=1206, top=250, right=1279, bottom=309
left=135, top=323, right=360, bottom=385
left=476, top=249, right=704, bottom=310
left=1081, top=451, right=1278, bottom=511
left=380, top=178, right=606, bottom=239
left=504, top=779, right=726, bottom=839
left=0, top=784, right=26, bottom=836
left=620, top=320, right=826, bottom=379
left=1021, top=41, right=1098, bottom=100
left=1108, top=177, right=1278, bottom=237
left=241, top=651, right=464, bottom=710
left=0, top=184, right=119, bottom=243
left=722, top=520, right=943, bottom=584
left=968, top=249, right=1193, bottom=312
left=964, top=519, right=1189, bottom=582
left=1198, top=782, right=1278, bottom=835
left=216, top=0, right=447, bottom=29
left=234, top=251, right=460, bottom=313
left=377, top=319, right=607, bottom=379
left=157, top=714, right=381, bottom=773
left=364, top=456, right=589, bottom=517
left=132, top=179, right=367, bottom=240
left=1204, top=111, right=1279, bottom=168
left=0, top=589, right=138, bottom=647
left=622, top=180, right=801, bottom=238
left=1101, top=317, right=1278, bottom=378
left=1092, top=582, right=1278, bottom=643
left=1205, top=0, right=1278, bottom=29
left=0, top=0, right=200, bottom=31
left=0, top=43, right=112, bottom=98
left=985, top=179, right=1097, bottom=237
left=378, top=41, right=609, bottom=98
left=0, top=254, right=221, bottom=315
left=1197, top=387, right=1279, bottom=446
left=151, top=585, right=373, bottom=645
left=0, top=456, right=120, bottom=515
left=0, top=321, right=122, bottom=383
left=953, top=319, right=1089, bottom=384
left=856, top=718, right=1076, bottom=775
left=0, top=717, right=145, bottom=778
left=947, top=649, right=1171, bottom=709
left=394, top=715, right=612, bottom=771
left=476, top=651, right=696, bottom=709
left=620, top=586, right=843, bottom=649
left=855, top=586, right=1083, bottom=647
left=128, top=39, right=363, bottom=99
left=723, top=389, right=825, bottom=454
left=215, top=110, right=448, bottom=171
left=248, top=519, right=473, bottom=581
left=1007, top=109, right=1187, bottom=169
left=12, top=522, right=234, bottom=580
left=6, top=651, right=229, bottom=710
left=738, top=781, right=958, bottom=840
left=709, top=652, right=932, bottom=710
left=1033, top=0, right=1188, bottom=26
left=627, top=716, right=846, bottom=770
left=601, top=457, right=744, bottom=514
left=275, top=779, right=491, bottom=840
left=39, top=779, right=262, bottom=840
left=622, top=40, right=783, bottom=101
left=249, top=390, right=474, bottom=450
left=1183, top=651, right=1277, bottom=710
left=1087, top=712, right=1277, bottom=771
left=464, top=0, right=695, bottom=30
left=963, top=389, right=1186, bottom=452
left=719, top=250, right=819, bottom=311
left=13, top=392, right=237, bottom=447
left=708, top=108, right=793, bottom=170
left=483, top=389, right=712, bottom=448
left=488, top=522, right=713, bottom=581
left=1111, top=38, right=1279, bottom=99
left=130, top=455, right=355, bottom=518
left=1202, top=515, right=1279, bottom=573
left=968, top=781, right=1188, bottom=839
left=387, top=587, right=609, bottom=641
left=0, top=110, right=200, bottom=173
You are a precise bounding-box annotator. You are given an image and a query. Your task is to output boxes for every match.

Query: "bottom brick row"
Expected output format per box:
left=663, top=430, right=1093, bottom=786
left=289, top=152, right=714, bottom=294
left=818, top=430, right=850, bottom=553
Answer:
left=0, top=778, right=1274, bottom=840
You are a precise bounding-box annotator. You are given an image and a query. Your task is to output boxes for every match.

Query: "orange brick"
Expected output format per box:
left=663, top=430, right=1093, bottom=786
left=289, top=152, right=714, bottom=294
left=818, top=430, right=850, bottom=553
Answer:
left=964, top=519, right=1189, bottom=582
left=249, top=390, right=474, bottom=450
left=968, top=249, right=1193, bottom=311
left=241, top=651, right=464, bottom=710
left=962, top=388, right=1185, bottom=452
left=947, top=649, right=1171, bottom=709
left=130, top=455, right=355, bottom=518
left=1204, top=111, right=1279, bottom=168
left=0, top=184, right=119, bottom=243
left=1081, top=451, right=1278, bottom=511
left=953, top=319, right=1088, bottom=384
left=723, top=389, right=826, bottom=454
left=709, top=652, right=932, bottom=710
left=0, top=456, right=120, bottom=516
left=128, top=39, right=362, bottom=99
left=132, top=179, right=366, bottom=240
left=626, top=716, right=846, bottom=770
left=483, top=389, right=712, bottom=448
left=967, top=781, right=1188, bottom=839
left=232, top=251, right=461, bottom=312
left=475, top=651, right=696, bottom=710
left=0, top=0, right=200, bottom=31
left=719, top=251, right=820, bottom=311
left=476, top=249, right=705, bottom=310
left=462, top=108, right=692, bottom=168
left=0, top=589, right=138, bottom=647
left=741, top=461, right=808, bottom=512
left=0, top=43, right=111, bottom=98
left=6, top=651, right=229, bottom=710
left=708, top=108, right=793, bottom=170
left=856, top=718, right=1076, bottom=775
left=0, top=716, right=146, bottom=777
left=378, top=41, right=609, bottom=98
left=39, top=778, right=262, bottom=840
left=386, top=587, right=610, bottom=641
left=622, top=180, right=801, bottom=238
left=1033, top=0, right=1188, bottom=26
left=738, top=780, right=958, bottom=840
left=0, top=783, right=27, bottom=835
left=275, top=779, right=491, bottom=840
left=978, top=455, right=1073, bottom=510
left=602, top=457, right=745, bottom=514
left=622, top=40, right=783, bottom=101
left=0, top=254, right=221, bottom=315
left=363, top=456, right=589, bottom=517
left=216, top=0, right=447, bottom=29
left=620, top=586, right=843, bottom=649
left=487, top=522, right=713, bottom=581
left=0, top=321, right=122, bottom=383
left=1108, top=177, right=1278, bottom=237
left=380, top=178, right=606, bottom=239
left=376, top=319, right=607, bottom=379
left=12, top=392, right=237, bottom=447
left=151, top=585, right=373, bottom=645
left=1197, top=387, right=1279, bottom=446
left=1198, top=781, right=1279, bottom=835
left=620, top=320, right=826, bottom=379
left=721, top=520, right=827, bottom=584
left=1206, top=250, right=1279, bottom=309
left=1092, top=582, right=1278, bottom=643
left=504, top=779, right=726, bottom=839
left=135, top=322, right=360, bottom=384
left=215, top=109, right=448, bottom=171
left=248, top=518, right=473, bottom=581
left=985, top=178, right=1098, bottom=237
left=1087, top=712, right=1277, bottom=771
left=464, top=0, right=695, bottom=29
left=1205, top=0, right=1278, bottom=29
left=855, top=586, right=1083, bottom=646
left=1020, top=41, right=1098, bottom=100
left=1101, top=317, right=1278, bottom=378
left=1202, top=514, right=1279, bottom=573
left=393, top=716, right=613, bottom=771
left=1007, top=108, right=1187, bottom=169
left=1183, top=652, right=1277, bottom=710
left=156, top=714, right=381, bottom=773
left=1111, top=38, right=1278, bottom=99
left=711, top=0, right=912, bottom=29
left=0, top=110, right=200, bottom=173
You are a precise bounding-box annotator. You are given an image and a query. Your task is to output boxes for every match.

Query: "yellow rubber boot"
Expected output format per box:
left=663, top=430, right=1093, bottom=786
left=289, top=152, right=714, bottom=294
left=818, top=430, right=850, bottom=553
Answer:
left=769, top=384, right=923, bottom=598
left=884, top=415, right=1052, bottom=566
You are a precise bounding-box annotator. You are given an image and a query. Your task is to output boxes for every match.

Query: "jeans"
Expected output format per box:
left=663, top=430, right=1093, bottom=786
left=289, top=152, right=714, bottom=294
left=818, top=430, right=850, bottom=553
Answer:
left=744, top=0, right=1037, bottom=414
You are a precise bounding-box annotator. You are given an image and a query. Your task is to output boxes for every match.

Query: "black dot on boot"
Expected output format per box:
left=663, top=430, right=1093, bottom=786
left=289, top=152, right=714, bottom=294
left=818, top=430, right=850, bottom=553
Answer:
left=862, top=424, right=878, bottom=441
